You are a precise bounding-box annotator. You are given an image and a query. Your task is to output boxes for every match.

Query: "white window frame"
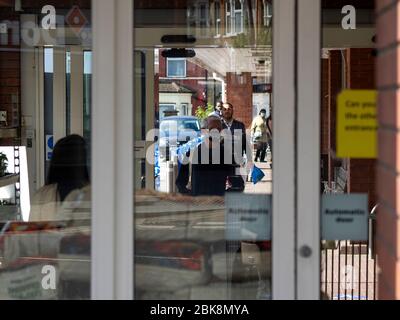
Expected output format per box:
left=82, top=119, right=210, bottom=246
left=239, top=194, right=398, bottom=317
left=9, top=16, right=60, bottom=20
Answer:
left=233, top=0, right=244, bottom=34
left=166, top=58, right=187, bottom=78
left=180, top=103, right=189, bottom=116
left=215, top=1, right=221, bottom=37
left=225, top=0, right=232, bottom=35
left=263, top=0, right=272, bottom=27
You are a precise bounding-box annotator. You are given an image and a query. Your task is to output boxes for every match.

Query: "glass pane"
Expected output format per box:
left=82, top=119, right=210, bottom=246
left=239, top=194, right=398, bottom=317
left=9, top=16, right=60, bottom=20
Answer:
left=167, top=59, right=186, bottom=78
left=134, top=0, right=273, bottom=300
left=83, top=51, right=92, bottom=168
left=66, top=51, right=71, bottom=135
left=0, top=1, right=92, bottom=299
left=235, top=12, right=242, bottom=33
left=319, top=0, right=377, bottom=300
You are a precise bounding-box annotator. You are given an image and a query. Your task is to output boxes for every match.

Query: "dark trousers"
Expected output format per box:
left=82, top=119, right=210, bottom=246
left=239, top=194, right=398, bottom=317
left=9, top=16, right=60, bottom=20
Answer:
left=255, top=142, right=267, bottom=162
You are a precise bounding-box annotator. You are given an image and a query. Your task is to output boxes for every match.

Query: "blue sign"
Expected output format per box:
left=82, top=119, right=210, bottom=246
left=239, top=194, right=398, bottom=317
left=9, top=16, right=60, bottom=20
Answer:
left=46, top=135, right=54, bottom=161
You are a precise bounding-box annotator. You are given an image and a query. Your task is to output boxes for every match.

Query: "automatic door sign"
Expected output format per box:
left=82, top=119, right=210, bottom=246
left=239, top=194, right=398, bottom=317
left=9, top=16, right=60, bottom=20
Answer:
left=337, top=90, right=378, bottom=159
left=225, top=194, right=271, bottom=241
left=321, top=194, right=369, bottom=241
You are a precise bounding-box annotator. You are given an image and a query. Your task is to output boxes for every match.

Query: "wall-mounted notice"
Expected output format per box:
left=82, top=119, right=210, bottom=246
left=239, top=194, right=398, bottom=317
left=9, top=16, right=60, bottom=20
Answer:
left=46, top=135, right=54, bottom=161
left=225, top=193, right=271, bottom=241
left=321, top=194, right=369, bottom=241
left=337, top=90, right=377, bottom=159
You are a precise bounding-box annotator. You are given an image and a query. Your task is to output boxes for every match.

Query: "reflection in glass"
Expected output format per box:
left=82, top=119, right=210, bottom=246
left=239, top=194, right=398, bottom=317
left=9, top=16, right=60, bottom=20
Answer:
left=134, top=0, right=273, bottom=300
left=0, top=2, right=92, bottom=300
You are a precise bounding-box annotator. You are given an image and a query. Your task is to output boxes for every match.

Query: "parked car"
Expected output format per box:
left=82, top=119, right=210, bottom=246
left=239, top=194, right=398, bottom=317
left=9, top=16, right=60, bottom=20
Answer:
left=158, top=116, right=201, bottom=160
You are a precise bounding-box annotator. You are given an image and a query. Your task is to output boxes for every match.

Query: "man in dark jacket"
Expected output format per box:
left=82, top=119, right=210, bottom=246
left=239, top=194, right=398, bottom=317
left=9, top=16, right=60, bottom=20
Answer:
left=176, top=115, right=235, bottom=196
left=221, top=102, right=251, bottom=167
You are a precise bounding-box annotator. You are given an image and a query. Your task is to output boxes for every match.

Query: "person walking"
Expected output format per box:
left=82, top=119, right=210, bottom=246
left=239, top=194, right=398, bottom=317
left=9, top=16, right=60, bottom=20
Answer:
left=266, top=113, right=272, bottom=162
left=251, top=109, right=268, bottom=162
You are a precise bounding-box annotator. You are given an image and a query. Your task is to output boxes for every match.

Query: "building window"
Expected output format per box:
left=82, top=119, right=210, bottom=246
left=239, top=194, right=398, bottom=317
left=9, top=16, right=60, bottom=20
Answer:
left=180, top=103, right=189, bottom=116
left=233, top=0, right=244, bottom=34
left=199, top=3, right=208, bottom=37
left=187, top=4, right=197, bottom=34
left=263, top=0, right=272, bottom=27
left=225, top=0, right=232, bottom=35
left=215, top=1, right=221, bottom=36
left=166, top=58, right=187, bottom=78
left=159, top=104, right=177, bottom=120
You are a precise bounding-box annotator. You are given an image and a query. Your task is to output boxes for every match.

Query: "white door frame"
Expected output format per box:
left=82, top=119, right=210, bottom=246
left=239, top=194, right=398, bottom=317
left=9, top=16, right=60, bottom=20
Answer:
left=296, top=0, right=321, bottom=300
left=90, top=0, right=321, bottom=300
left=91, top=0, right=134, bottom=300
left=272, top=0, right=296, bottom=300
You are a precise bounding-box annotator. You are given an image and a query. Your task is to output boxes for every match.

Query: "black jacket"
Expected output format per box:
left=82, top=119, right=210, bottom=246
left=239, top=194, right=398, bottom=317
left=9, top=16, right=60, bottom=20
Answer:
left=176, top=141, right=235, bottom=196
left=222, top=119, right=249, bottom=166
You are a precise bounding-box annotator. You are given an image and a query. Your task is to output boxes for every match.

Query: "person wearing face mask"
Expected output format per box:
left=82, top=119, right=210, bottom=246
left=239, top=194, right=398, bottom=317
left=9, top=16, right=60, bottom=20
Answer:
left=251, top=109, right=268, bottom=162
left=175, top=115, right=235, bottom=196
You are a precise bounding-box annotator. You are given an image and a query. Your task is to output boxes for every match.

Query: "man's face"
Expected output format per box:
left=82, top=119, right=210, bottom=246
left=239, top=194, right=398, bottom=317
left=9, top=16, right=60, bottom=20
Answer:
left=222, top=104, right=234, bottom=120
left=260, top=112, right=266, bottom=119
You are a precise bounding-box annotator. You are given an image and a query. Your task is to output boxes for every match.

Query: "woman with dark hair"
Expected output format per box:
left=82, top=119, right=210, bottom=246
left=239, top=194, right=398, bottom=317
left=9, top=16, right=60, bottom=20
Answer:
left=30, top=135, right=90, bottom=221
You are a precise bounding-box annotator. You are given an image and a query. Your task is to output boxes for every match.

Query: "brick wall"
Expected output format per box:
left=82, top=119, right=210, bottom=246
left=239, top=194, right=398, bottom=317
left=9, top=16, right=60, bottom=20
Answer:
left=226, top=72, right=253, bottom=128
left=327, top=50, right=342, bottom=184
left=346, top=48, right=377, bottom=211
left=158, top=52, right=208, bottom=114
left=321, top=58, right=329, bottom=155
left=375, top=0, right=400, bottom=300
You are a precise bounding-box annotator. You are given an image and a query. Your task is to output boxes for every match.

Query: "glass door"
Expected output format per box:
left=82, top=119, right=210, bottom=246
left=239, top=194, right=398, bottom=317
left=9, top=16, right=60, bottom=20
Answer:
left=296, top=0, right=379, bottom=300
left=0, top=1, right=93, bottom=300
left=132, top=0, right=298, bottom=300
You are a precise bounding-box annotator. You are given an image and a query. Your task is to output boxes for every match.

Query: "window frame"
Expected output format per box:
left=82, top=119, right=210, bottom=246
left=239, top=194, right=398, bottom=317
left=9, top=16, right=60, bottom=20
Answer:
left=263, top=0, right=273, bottom=27
left=225, top=0, right=232, bottom=35
left=215, top=1, right=221, bottom=37
left=166, top=58, right=187, bottom=78
left=233, top=0, right=244, bottom=34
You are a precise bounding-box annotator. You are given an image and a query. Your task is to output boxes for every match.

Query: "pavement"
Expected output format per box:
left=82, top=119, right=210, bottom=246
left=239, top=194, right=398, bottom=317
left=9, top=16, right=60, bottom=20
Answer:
left=245, top=160, right=272, bottom=194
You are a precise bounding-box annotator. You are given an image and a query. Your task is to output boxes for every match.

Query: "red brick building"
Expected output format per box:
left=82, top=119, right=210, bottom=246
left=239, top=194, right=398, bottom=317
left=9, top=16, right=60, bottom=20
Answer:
left=375, top=0, right=400, bottom=300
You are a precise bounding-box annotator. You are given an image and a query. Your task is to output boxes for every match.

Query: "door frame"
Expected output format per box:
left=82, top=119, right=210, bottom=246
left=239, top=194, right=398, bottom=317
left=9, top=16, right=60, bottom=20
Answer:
left=296, top=0, right=321, bottom=300
left=90, top=0, right=321, bottom=300
left=272, top=0, right=296, bottom=299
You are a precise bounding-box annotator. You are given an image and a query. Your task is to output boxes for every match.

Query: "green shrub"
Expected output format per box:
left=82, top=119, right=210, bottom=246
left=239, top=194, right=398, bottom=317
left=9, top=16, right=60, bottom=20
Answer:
left=195, top=103, right=215, bottom=120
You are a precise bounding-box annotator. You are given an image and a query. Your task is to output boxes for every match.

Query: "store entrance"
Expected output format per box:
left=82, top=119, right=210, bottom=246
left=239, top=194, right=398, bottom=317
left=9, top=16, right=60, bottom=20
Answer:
left=133, top=0, right=274, bottom=300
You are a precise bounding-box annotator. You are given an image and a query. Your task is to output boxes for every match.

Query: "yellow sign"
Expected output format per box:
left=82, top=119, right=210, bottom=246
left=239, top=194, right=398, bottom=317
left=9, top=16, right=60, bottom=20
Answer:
left=337, top=90, right=377, bottom=159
